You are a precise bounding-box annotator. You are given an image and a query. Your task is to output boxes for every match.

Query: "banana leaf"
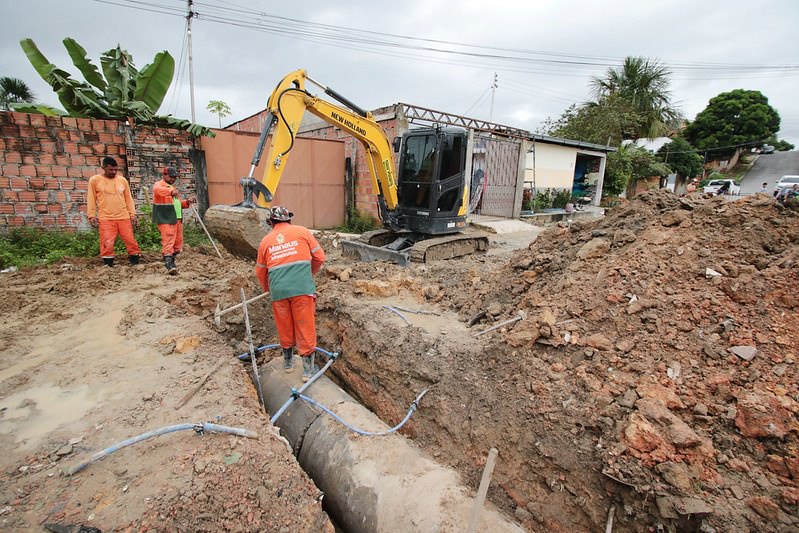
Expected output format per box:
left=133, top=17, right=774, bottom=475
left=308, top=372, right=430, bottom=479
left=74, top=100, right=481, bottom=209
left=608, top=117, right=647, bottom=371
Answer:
left=63, top=38, right=106, bottom=91
left=134, top=51, right=174, bottom=113
left=101, top=46, right=138, bottom=106
left=19, top=38, right=55, bottom=80
left=154, top=115, right=216, bottom=138
left=8, top=103, right=68, bottom=116
left=47, top=68, right=108, bottom=118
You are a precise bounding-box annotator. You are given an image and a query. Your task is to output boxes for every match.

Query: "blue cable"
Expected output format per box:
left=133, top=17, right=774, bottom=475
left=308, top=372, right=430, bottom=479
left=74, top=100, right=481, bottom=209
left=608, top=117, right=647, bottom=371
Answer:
left=66, top=422, right=258, bottom=475
left=297, top=390, right=428, bottom=437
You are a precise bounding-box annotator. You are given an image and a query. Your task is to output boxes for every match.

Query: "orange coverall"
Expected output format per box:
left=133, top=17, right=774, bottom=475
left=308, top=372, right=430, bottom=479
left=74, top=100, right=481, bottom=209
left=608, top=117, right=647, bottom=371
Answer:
left=87, top=174, right=140, bottom=258
left=255, top=222, right=325, bottom=356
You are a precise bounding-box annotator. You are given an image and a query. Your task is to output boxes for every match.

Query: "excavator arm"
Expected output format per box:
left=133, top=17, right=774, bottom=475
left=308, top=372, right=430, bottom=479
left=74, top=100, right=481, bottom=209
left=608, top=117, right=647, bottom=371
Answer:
left=248, top=69, right=399, bottom=216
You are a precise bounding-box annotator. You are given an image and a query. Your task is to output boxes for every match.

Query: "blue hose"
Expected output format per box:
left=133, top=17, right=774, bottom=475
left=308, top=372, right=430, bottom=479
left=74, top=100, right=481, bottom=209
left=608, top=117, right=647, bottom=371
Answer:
left=297, top=389, right=428, bottom=437
left=66, top=422, right=258, bottom=475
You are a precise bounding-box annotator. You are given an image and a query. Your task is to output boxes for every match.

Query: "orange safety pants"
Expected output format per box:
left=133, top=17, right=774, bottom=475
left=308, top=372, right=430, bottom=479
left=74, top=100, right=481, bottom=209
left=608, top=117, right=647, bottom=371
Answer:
left=99, top=219, right=141, bottom=258
left=271, top=295, right=317, bottom=356
left=157, top=220, right=184, bottom=256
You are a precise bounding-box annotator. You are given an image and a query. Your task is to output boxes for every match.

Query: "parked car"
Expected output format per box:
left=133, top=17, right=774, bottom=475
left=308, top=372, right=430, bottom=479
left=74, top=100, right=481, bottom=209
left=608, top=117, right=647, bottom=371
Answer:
left=774, top=175, right=799, bottom=194
left=703, top=179, right=740, bottom=195
left=760, top=145, right=775, bottom=154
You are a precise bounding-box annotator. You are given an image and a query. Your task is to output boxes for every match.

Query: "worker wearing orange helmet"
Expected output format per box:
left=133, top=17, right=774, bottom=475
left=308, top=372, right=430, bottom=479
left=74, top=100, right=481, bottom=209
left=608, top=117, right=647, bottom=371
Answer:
left=152, top=167, right=192, bottom=274
left=255, top=206, right=326, bottom=382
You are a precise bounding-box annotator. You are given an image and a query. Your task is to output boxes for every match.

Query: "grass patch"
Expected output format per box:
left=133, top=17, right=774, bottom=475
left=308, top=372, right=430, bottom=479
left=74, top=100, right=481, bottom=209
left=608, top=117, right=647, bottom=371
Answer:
left=0, top=206, right=209, bottom=269
left=334, top=206, right=382, bottom=234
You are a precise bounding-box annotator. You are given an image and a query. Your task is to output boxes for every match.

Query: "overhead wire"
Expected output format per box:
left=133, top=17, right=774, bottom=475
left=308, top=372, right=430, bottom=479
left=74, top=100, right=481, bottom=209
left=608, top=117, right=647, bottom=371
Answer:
left=92, top=0, right=799, bottom=79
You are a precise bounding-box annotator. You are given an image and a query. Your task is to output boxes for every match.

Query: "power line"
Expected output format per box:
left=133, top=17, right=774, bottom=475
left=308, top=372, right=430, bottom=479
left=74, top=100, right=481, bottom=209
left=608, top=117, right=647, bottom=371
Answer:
left=90, top=0, right=799, bottom=79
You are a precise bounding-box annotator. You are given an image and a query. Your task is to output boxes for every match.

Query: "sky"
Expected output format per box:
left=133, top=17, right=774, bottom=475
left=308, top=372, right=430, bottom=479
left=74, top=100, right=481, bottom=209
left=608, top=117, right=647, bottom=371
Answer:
left=2, top=0, right=799, bottom=147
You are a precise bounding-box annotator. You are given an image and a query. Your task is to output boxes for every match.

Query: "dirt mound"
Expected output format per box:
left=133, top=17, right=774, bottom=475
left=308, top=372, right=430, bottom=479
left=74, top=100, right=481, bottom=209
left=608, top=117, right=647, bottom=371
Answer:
left=439, top=190, right=799, bottom=531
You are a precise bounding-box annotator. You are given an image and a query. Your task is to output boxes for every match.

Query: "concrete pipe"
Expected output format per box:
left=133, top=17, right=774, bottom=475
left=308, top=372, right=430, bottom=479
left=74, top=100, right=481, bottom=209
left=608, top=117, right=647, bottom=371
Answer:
left=260, top=359, right=524, bottom=533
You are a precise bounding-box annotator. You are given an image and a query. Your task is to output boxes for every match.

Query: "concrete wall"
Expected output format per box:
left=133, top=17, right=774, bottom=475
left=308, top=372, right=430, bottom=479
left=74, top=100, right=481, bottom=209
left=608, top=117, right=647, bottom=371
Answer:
left=524, top=143, right=576, bottom=189
left=0, top=111, right=200, bottom=232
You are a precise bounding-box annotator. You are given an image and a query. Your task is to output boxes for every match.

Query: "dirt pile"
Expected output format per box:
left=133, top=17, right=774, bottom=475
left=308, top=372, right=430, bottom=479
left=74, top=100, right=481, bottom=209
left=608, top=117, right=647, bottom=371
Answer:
left=440, top=190, right=799, bottom=531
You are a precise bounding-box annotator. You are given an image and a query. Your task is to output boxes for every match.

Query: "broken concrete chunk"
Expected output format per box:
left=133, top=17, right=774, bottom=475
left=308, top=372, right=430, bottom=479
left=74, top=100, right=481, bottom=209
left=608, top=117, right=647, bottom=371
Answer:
left=728, top=345, right=757, bottom=361
left=705, top=268, right=722, bottom=278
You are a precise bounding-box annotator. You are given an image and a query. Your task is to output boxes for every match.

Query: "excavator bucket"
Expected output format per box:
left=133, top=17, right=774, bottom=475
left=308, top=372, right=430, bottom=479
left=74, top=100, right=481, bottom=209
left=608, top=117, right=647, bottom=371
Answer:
left=203, top=205, right=271, bottom=260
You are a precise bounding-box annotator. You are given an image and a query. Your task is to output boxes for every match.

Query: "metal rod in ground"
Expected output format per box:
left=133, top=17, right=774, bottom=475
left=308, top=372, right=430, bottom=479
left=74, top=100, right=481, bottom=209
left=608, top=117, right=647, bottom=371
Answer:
left=605, top=505, right=616, bottom=533
left=391, top=305, right=440, bottom=315
left=270, top=356, right=336, bottom=424
left=383, top=305, right=411, bottom=326
left=466, top=447, right=499, bottom=533
left=241, top=288, right=264, bottom=408
left=191, top=207, right=223, bottom=258
left=472, top=311, right=526, bottom=337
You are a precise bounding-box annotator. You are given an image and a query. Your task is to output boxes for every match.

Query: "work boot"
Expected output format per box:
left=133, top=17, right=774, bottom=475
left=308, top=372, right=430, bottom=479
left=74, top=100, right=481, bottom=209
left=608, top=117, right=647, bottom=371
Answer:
left=103, top=257, right=114, bottom=267
left=282, top=347, right=294, bottom=373
left=302, top=354, right=319, bottom=383
left=163, top=255, right=177, bottom=275
left=128, top=254, right=140, bottom=265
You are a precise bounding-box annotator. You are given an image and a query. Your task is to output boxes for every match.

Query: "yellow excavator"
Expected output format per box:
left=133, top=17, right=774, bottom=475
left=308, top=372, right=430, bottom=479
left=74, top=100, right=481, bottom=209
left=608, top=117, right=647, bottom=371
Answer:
left=203, top=69, right=488, bottom=265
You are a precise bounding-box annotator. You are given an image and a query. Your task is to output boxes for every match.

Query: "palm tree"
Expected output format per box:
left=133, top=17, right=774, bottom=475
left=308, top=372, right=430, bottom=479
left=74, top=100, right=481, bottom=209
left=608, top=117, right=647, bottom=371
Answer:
left=0, top=76, right=36, bottom=110
left=206, top=100, right=231, bottom=128
left=591, top=56, right=681, bottom=140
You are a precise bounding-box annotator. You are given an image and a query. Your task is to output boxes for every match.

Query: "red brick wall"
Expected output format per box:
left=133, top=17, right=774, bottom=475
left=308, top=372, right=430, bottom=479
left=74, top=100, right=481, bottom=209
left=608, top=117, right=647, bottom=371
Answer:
left=227, top=105, right=403, bottom=219
left=0, top=111, right=198, bottom=231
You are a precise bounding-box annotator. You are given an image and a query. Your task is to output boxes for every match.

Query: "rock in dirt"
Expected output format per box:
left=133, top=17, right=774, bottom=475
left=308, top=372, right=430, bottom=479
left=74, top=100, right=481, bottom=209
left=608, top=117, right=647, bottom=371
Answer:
left=656, top=496, right=711, bottom=519
left=174, top=336, right=201, bottom=354
left=728, top=345, right=757, bottom=361
left=576, top=238, right=610, bottom=259
left=735, top=393, right=794, bottom=438
left=586, top=333, right=613, bottom=351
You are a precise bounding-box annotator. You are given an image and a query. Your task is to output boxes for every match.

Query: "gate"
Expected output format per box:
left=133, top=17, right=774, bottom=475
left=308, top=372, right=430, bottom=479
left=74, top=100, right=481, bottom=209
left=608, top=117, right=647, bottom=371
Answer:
left=200, top=130, right=345, bottom=229
left=472, top=134, right=521, bottom=217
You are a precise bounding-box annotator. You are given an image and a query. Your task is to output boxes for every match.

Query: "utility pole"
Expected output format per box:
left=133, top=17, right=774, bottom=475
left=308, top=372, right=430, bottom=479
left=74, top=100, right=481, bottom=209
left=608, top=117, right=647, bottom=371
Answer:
left=187, top=0, right=196, bottom=122
left=489, top=73, right=498, bottom=122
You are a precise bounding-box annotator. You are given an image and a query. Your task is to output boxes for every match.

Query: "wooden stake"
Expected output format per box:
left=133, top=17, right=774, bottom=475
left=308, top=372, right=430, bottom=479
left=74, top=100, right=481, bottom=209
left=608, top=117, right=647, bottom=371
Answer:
left=174, top=359, right=225, bottom=409
left=466, top=447, right=499, bottom=533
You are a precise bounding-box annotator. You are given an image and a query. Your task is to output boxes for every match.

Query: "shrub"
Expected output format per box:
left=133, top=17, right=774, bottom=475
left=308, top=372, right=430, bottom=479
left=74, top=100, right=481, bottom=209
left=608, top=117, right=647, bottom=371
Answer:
left=532, top=188, right=553, bottom=211
left=335, top=205, right=381, bottom=234
left=552, top=189, right=572, bottom=208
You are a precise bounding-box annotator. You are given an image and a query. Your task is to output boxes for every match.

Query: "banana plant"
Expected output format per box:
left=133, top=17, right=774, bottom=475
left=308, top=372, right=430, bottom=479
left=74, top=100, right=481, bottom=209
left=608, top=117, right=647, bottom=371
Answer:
left=12, top=37, right=213, bottom=137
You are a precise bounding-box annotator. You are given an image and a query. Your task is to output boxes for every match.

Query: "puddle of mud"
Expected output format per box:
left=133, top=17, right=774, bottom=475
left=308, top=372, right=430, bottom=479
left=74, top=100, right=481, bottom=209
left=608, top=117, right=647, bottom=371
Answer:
left=0, top=383, right=96, bottom=449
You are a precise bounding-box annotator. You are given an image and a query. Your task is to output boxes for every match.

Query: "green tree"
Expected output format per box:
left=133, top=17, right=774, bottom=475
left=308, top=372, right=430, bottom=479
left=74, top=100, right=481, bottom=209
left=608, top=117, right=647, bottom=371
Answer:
left=206, top=99, right=231, bottom=128
left=605, top=144, right=670, bottom=197
left=656, top=136, right=703, bottom=192
left=591, top=56, right=682, bottom=140
left=13, top=38, right=212, bottom=136
left=545, top=95, right=647, bottom=146
left=684, top=89, right=779, bottom=154
left=0, top=76, right=36, bottom=110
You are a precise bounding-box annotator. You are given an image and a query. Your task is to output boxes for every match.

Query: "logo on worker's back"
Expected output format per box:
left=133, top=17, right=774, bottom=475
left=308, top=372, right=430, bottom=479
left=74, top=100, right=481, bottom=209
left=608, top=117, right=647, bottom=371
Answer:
left=277, top=233, right=285, bottom=244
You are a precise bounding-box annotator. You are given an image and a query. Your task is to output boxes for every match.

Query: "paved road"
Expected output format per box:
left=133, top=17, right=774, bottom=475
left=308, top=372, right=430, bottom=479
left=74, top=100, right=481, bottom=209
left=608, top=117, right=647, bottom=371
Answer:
left=739, top=150, right=799, bottom=194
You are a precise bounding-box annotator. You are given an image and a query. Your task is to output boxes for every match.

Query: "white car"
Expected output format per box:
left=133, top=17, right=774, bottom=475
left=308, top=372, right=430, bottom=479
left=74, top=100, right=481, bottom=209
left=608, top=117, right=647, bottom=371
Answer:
left=774, top=175, right=799, bottom=194
left=703, top=179, right=740, bottom=195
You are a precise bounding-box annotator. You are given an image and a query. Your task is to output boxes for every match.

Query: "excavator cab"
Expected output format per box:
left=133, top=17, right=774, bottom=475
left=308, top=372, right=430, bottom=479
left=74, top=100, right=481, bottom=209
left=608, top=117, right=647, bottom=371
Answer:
left=395, top=127, right=468, bottom=235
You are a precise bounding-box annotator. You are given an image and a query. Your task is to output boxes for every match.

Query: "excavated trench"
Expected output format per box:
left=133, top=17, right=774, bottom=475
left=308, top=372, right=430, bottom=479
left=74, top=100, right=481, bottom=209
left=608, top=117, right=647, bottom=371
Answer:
left=219, top=295, right=525, bottom=531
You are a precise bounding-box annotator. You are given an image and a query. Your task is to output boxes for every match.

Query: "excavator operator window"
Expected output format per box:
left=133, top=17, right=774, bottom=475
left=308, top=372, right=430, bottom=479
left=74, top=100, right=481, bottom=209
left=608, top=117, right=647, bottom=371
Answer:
left=400, top=134, right=437, bottom=209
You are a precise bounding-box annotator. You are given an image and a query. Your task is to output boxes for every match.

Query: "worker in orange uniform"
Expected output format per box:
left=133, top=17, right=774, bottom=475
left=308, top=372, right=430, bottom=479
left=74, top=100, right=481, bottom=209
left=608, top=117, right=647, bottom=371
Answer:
left=255, top=206, right=326, bottom=382
left=87, top=156, right=141, bottom=267
left=152, top=167, right=192, bottom=275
